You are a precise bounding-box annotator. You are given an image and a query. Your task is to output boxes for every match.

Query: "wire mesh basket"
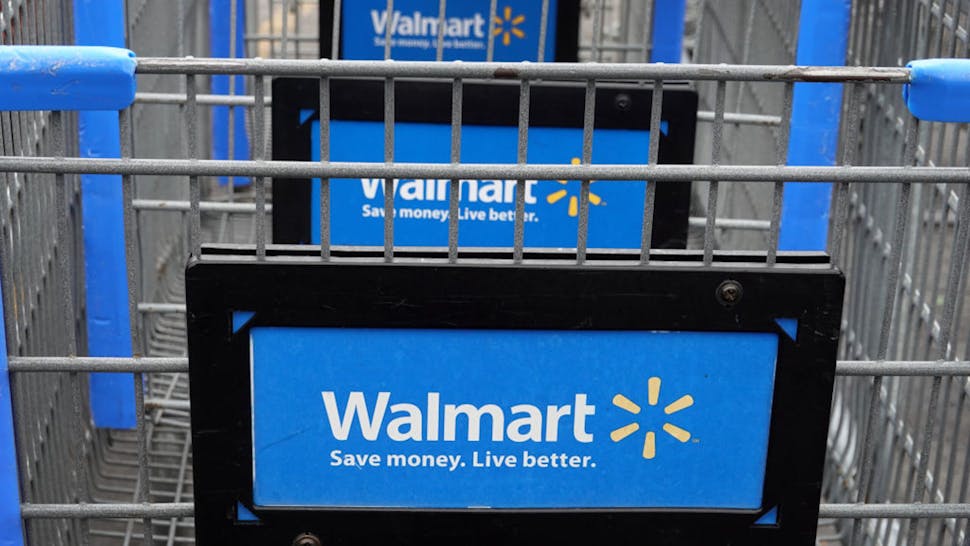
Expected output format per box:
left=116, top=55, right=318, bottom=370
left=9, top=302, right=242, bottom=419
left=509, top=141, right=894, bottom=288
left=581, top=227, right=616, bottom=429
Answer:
left=1, top=1, right=970, bottom=545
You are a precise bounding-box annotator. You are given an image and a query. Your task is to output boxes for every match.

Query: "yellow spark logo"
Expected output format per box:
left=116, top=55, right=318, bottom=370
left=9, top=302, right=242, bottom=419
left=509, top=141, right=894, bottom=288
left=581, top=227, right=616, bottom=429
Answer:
left=546, top=157, right=603, bottom=217
left=611, top=377, right=694, bottom=460
left=493, top=6, right=526, bottom=46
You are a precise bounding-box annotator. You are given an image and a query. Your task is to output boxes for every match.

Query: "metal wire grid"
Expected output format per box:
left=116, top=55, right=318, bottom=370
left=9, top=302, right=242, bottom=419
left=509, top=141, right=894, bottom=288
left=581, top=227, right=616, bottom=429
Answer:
left=690, top=0, right=802, bottom=250
left=2, top=4, right=970, bottom=546
left=1, top=53, right=968, bottom=546
left=0, top=1, right=95, bottom=545
left=822, top=1, right=970, bottom=546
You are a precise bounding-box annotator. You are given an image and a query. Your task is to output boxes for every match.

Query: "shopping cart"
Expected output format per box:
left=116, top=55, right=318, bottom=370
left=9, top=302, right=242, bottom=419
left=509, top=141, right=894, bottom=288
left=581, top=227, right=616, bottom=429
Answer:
left=2, top=0, right=970, bottom=545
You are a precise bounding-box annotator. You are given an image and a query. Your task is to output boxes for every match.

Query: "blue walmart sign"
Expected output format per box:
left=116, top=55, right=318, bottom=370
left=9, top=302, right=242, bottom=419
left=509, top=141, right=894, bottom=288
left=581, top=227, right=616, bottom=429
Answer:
left=341, top=0, right=559, bottom=61
left=312, top=120, right=666, bottom=248
left=251, top=327, right=779, bottom=509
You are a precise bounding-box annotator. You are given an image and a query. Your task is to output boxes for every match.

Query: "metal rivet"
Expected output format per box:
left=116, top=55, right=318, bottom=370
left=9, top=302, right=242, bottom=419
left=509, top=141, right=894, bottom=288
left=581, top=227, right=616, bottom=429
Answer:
left=716, top=280, right=743, bottom=306
left=292, top=532, right=322, bottom=546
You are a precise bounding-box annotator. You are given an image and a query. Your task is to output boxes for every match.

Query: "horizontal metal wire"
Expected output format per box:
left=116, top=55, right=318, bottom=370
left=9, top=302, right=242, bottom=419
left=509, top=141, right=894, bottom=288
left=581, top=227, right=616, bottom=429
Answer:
left=696, top=111, right=782, bottom=126
left=818, top=504, right=970, bottom=518
left=135, top=92, right=262, bottom=106
left=7, top=357, right=970, bottom=376
left=134, top=58, right=912, bottom=82
left=1, top=157, right=967, bottom=183
left=17, top=502, right=970, bottom=519
left=133, top=92, right=779, bottom=128
left=20, top=503, right=195, bottom=519
left=133, top=199, right=271, bottom=213
left=687, top=217, right=770, bottom=231
left=7, top=357, right=189, bottom=373
left=137, top=303, right=187, bottom=314
left=837, top=360, right=970, bottom=376
left=144, top=399, right=191, bottom=411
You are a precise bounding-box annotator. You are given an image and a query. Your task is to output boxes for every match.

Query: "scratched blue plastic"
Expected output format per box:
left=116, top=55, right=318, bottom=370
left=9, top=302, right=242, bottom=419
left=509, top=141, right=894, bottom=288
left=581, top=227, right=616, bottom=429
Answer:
left=904, top=59, right=970, bottom=122
left=0, top=46, right=136, bottom=112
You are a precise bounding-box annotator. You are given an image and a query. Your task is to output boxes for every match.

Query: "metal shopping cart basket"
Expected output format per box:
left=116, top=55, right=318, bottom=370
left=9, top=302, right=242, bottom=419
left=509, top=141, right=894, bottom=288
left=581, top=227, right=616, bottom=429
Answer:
left=2, top=0, right=970, bottom=544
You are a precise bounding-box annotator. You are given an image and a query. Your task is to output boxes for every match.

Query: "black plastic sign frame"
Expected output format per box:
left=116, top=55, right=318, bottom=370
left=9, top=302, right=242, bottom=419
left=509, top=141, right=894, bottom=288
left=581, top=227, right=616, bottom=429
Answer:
left=271, top=78, right=698, bottom=248
left=319, top=0, right=581, bottom=61
left=187, top=249, right=844, bottom=546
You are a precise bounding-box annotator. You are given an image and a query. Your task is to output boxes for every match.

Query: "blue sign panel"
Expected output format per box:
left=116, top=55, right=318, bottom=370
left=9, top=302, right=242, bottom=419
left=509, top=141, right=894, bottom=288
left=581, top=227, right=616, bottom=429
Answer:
left=341, top=0, right=558, bottom=61
left=312, top=120, right=665, bottom=248
left=251, top=327, right=778, bottom=509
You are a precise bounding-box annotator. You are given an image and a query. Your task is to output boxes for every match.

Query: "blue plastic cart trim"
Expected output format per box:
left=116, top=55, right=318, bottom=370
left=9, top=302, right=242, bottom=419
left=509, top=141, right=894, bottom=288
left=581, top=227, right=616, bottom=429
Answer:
left=75, top=0, right=137, bottom=429
left=774, top=318, right=798, bottom=340
left=211, top=0, right=251, bottom=185
left=904, top=59, right=970, bottom=122
left=0, top=258, right=26, bottom=546
left=0, top=46, right=135, bottom=112
left=232, top=311, right=256, bottom=334
left=650, top=0, right=686, bottom=63
left=236, top=502, right=260, bottom=522
left=754, top=506, right=779, bottom=526
left=779, top=0, right=850, bottom=251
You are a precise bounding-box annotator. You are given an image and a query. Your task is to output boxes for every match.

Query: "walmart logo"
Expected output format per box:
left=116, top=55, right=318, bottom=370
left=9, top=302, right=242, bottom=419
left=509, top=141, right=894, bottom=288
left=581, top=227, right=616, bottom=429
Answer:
left=610, top=377, right=695, bottom=459
left=546, top=157, right=604, bottom=218
left=493, top=6, right=526, bottom=46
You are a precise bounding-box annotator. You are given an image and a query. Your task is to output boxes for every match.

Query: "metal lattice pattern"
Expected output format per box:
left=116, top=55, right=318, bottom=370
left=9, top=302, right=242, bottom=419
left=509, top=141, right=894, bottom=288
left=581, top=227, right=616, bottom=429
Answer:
left=824, top=1, right=970, bottom=546
left=2, top=2, right=970, bottom=546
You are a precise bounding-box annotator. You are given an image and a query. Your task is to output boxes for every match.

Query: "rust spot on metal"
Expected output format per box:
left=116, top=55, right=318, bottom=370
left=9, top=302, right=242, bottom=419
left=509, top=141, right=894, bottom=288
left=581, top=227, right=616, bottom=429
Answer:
left=765, top=66, right=910, bottom=83
left=493, top=67, right=519, bottom=79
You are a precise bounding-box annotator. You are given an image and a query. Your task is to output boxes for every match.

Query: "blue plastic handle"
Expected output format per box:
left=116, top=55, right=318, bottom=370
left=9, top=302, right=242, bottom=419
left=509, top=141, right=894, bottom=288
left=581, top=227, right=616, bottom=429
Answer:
left=0, top=46, right=136, bottom=111
left=904, top=59, right=970, bottom=122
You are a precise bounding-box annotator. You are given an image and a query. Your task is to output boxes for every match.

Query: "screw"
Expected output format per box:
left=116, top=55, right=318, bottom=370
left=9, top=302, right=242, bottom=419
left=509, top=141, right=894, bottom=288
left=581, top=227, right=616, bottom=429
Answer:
left=614, top=93, right=632, bottom=111
left=716, top=280, right=743, bottom=306
left=292, top=533, right=322, bottom=546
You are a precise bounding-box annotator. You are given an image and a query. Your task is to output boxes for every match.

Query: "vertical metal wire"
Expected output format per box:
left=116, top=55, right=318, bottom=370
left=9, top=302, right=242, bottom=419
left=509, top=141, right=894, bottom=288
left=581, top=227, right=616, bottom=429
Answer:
left=704, top=80, right=726, bottom=265
left=280, top=0, right=290, bottom=57
left=435, top=0, right=447, bottom=62
left=830, top=83, right=864, bottom=267
left=591, top=0, right=605, bottom=61
left=486, top=0, right=498, bottom=62
left=906, top=124, right=970, bottom=546
left=293, top=0, right=301, bottom=58
left=222, top=0, right=240, bottom=242
left=642, top=0, right=656, bottom=62
left=383, top=0, right=394, bottom=60
left=119, top=107, right=153, bottom=546
left=53, top=110, right=90, bottom=546
left=513, top=79, right=530, bottom=264
left=851, top=116, right=919, bottom=546
left=767, top=82, right=794, bottom=266
left=576, top=79, right=596, bottom=264
left=254, top=75, right=267, bottom=259
left=448, top=78, right=462, bottom=263
left=331, top=0, right=342, bottom=59
left=640, top=79, right=664, bottom=265
left=319, top=76, right=331, bottom=260
left=384, top=76, right=395, bottom=262
left=268, top=0, right=276, bottom=57
left=537, top=0, right=550, bottom=62
left=185, top=74, right=200, bottom=257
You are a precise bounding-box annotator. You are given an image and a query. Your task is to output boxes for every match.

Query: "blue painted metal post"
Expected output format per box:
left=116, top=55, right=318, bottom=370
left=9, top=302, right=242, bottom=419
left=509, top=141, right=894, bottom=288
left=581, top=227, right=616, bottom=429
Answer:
left=779, top=0, right=851, bottom=251
left=211, top=0, right=250, bottom=185
left=74, top=0, right=137, bottom=428
left=650, top=0, right=686, bottom=63
left=0, top=265, right=25, bottom=545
